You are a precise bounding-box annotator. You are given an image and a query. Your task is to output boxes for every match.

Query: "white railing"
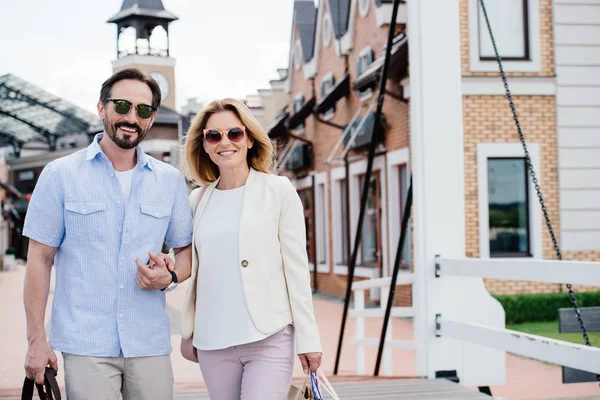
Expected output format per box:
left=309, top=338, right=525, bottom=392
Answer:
left=437, top=257, right=600, bottom=376
left=350, top=274, right=416, bottom=376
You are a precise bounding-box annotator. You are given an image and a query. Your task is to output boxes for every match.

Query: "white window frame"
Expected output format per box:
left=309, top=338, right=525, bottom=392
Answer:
left=293, top=39, right=303, bottom=71
left=322, top=12, right=333, bottom=48
left=386, top=147, right=411, bottom=277
left=292, top=93, right=306, bottom=134
left=315, top=172, right=330, bottom=271
left=468, top=0, right=541, bottom=73
left=477, top=143, right=542, bottom=259
left=319, top=72, right=336, bottom=120
left=359, top=0, right=371, bottom=17
left=356, top=46, right=375, bottom=102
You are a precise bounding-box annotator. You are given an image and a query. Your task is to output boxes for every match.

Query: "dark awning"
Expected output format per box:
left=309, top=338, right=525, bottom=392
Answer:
left=314, top=73, right=350, bottom=114
left=286, top=97, right=316, bottom=130
left=266, top=110, right=289, bottom=139
left=353, top=33, right=408, bottom=92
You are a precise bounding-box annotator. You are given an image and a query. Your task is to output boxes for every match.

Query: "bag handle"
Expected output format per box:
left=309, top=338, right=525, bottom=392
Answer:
left=309, top=370, right=339, bottom=400
left=21, top=367, right=61, bottom=400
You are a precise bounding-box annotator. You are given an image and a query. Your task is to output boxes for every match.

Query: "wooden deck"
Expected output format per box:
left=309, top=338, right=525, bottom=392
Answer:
left=173, top=378, right=494, bottom=399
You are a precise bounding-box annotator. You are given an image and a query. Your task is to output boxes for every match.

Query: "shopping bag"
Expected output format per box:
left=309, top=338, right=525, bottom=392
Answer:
left=287, top=373, right=313, bottom=400
left=310, top=369, right=340, bottom=400
left=21, top=367, right=61, bottom=400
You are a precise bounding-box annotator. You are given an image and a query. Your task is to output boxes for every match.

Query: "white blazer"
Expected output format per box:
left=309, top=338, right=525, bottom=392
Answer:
left=180, top=168, right=322, bottom=354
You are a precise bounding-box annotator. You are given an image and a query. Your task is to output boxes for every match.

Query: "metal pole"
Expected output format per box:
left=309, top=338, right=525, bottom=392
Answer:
left=312, top=173, right=319, bottom=293
left=333, top=0, right=402, bottom=375
left=374, top=177, right=412, bottom=375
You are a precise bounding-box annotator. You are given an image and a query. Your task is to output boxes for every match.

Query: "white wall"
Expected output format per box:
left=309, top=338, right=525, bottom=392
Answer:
left=554, top=0, right=600, bottom=251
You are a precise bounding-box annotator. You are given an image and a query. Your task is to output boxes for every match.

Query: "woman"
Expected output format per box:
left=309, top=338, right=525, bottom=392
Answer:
left=181, top=99, right=322, bottom=399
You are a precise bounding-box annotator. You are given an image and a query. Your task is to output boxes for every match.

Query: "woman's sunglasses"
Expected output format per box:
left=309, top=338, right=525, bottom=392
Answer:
left=107, top=99, right=156, bottom=119
left=202, top=127, right=246, bottom=145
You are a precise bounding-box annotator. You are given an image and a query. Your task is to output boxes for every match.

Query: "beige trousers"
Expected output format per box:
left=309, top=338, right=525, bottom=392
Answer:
left=62, top=353, right=173, bottom=400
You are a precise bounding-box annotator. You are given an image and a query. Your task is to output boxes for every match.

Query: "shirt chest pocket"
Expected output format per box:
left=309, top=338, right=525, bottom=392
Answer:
left=65, top=201, right=107, bottom=242
left=139, top=204, right=172, bottom=242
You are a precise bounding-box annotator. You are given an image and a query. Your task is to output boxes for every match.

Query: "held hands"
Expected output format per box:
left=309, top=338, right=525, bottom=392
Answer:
left=25, top=338, right=58, bottom=385
left=135, top=251, right=175, bottom=291
left=298, top=352, right=322, bottom=374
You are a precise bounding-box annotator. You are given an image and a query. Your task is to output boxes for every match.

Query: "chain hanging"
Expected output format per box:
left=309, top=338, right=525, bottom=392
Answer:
left=478, top=0, right=592, bottom=347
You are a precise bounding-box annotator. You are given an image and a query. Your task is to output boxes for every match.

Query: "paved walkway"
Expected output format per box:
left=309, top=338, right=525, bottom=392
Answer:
left=1, top=265, right=599, bottom=399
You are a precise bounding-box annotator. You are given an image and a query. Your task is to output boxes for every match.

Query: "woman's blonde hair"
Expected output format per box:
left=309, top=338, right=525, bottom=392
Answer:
left=185, top=98, right=274, bottom=185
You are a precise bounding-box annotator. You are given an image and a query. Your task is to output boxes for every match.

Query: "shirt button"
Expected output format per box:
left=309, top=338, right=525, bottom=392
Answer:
left=82, top=209, right=87, bottom=213
left=120, top=256, right=125, bottom=261
left=119, top=284, right=124, bottom=289
left=241, top=260, right=249, bottom=268
left=116, top=200, right=121, bottom=205
left=155, top=212, right=159, bottom=217
left=119, top=313, right=124, bottom=318
left=118, top=228, right=122, bottom=232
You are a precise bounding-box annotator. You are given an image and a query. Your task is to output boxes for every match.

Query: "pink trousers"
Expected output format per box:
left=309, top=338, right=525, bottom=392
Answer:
left=196, top=324, right=295, bottom=400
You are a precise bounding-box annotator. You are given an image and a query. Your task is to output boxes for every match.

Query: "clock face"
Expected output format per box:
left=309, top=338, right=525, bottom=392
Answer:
left=150, top=72, right=170, bottom=100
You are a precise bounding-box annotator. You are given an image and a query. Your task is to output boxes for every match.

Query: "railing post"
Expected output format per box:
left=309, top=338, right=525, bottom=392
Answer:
left=354, top=289, right=365, bottom=375
left=380, top=286, right=393, bottom=376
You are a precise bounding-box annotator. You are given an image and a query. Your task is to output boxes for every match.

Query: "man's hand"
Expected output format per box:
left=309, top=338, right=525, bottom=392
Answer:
left=298, top=352, right=322, bottom=374
left=148, top=251, right=175, bottom=272
left=25, top=338, right=58, bottom=385
left=136, top=252, right=172, bottom=290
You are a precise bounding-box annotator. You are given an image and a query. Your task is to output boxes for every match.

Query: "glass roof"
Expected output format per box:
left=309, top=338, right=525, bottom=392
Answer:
left=0, top=74, right=102, bottom=148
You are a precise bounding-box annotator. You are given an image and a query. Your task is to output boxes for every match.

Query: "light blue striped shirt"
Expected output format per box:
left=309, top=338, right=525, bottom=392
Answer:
left=23, top=134, right=193, bottom=358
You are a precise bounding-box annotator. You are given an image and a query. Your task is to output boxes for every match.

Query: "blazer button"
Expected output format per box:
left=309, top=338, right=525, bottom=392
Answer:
left=241, top=260, right=249, bottom=268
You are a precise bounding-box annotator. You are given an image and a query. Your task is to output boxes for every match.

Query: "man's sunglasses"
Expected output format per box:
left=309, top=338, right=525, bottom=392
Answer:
left=202, top=127, right=246, bottom=145
left=107, top=99, right=157, bottom=119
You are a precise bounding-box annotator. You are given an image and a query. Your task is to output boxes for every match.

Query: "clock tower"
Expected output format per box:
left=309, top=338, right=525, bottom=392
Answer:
left=107, top=0, right=178, bottom=110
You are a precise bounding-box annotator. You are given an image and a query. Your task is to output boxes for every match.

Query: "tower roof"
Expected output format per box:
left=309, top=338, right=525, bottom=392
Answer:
left=107, top=0, right=178, bottom=24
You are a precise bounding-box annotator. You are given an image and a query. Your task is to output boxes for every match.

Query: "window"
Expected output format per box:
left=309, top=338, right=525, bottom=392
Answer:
left=322, top=14, right=332, bottom=48
left=487, top=158, right=531, bottom=257
left=469, top=0, right=540, bottom=72
left=293, top=95, right=305, bottom=132
left=293, top=40, right=303, bottom=71
left=317, top=183, right=327, bottom=264
left=298, top=188, right=314, bottom=262
left=339, top=178, right=349, bottom=265
left=320, top=74, right=336, bottom=118
left=359, top=0, right=371, bottom=17
left=356, top=48, right=374, bottom=97
left=478, top=0, right=529, bottom=60
left=359, top=173, right=382, bottom=269
left=398, top=165, right=411, bottom=269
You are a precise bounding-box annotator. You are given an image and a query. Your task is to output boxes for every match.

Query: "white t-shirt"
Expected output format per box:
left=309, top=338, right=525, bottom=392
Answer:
left=193, top=186, right=270, bottom=350
left=115, top=168, right=135, bottom=211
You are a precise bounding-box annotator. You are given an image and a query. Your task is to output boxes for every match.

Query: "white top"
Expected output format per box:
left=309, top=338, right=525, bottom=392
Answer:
left=193, top=186, right=270, bottom=350
left=115, top=168, right=135, bottom=211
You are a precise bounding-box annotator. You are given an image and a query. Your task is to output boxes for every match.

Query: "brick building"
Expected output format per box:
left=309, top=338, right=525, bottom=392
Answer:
left=265, top=0, right=600, bottom=302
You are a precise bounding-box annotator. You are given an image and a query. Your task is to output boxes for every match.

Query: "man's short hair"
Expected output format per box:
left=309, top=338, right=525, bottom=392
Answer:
left=99, top=68, right=162, bottom=109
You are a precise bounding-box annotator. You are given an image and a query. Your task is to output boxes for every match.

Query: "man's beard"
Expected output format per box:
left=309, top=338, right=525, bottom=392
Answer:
left=103, top=119, right=149, bottom=150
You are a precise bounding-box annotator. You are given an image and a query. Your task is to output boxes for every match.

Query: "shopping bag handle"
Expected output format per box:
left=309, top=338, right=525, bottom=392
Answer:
left=21, top=367, right=61, bottom=400
left=311, top=369, right=340, bottom=400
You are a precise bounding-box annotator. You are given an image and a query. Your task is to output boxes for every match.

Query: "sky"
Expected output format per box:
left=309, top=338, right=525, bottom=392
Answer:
left=0, top=0, right=312, bottom=113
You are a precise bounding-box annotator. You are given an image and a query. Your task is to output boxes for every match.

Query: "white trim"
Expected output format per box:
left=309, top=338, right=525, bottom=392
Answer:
left=303, top=58, right=318, bottom=79
left=293, top=39, right=303, bottom=71
left=399, top=76, right=556, bottom=98
left=348, top=155, right=389, bottom=278
left=462, top=76, right=556, bottom=95
left=111, top=55, right=176, bottom=69
left=139, top=139, right=178, bottom=153
left=315, top=171, right=330, bottom=267
left=292, top=175, right=313, bottom=191
left=375, top=3, right=409, bottom=27
left=322, top=12, right=333, bottom=48
left=334, top=265, right=380, bottom=278
left=331, top=166, right=347, bottom=265
left=468, top=0, right=541, bottom=73
left=358, top=0, right=371, bottom=17
left=386, top=148, right=410, bottom=276
left=477, top=143, right=543, bottom=259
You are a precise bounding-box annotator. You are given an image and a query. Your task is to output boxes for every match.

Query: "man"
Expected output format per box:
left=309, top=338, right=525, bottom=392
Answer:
left=23, top=68, right=193, bottom=399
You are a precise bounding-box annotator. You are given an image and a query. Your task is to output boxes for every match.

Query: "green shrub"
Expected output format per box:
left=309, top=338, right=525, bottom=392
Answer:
left=493, top=291, right=600, bottom=324
left=4, top=247, right=16, bottom=255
